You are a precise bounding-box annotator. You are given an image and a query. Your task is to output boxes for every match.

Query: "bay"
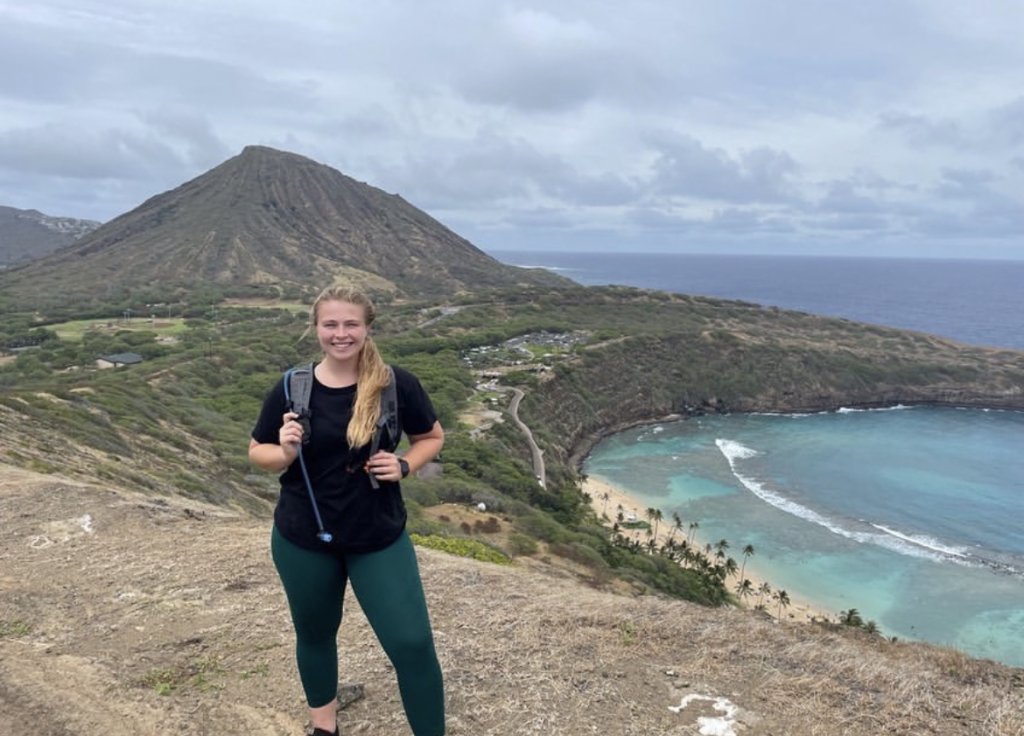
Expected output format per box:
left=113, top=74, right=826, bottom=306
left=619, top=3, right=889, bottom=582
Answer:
left=494, top=248, right=1024, bottom=664
left=584, top=407, right=1024, bottom=666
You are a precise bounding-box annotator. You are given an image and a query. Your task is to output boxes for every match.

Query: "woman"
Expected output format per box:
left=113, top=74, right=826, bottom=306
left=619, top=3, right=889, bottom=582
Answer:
left=249, top=286, right=446, bottom=736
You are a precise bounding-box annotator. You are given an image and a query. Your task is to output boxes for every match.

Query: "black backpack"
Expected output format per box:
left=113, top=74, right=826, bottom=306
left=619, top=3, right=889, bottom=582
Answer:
left=283, top=363, right=399, bottom=490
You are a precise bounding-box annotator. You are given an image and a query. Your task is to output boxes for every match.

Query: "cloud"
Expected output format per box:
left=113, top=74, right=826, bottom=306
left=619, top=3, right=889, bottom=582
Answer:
left=988, top=96, right=1024, bottom=146
left=136, top=111, right=231, bottom=171
left=648, top=134, right=800, bottom=204
left=0, top=111, right=230, bottom=217
left=815, top=180, right=890, bottom=215
left=367, top=131, right=640, bottom=213
left=2, top=0, right=1023, bottom=257
left=451, top=8, right=612, bottom=112
left=0, top=10, right=317, bottom=112
left=876, top=112, right=966, bottom=148
left=0, top=123, right=183, bottom=180
left=935, top=168, right=997, bottom=199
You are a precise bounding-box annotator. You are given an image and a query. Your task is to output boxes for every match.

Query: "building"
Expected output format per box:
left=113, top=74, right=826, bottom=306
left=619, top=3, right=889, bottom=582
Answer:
left=96, top=352, right=143, bottom=369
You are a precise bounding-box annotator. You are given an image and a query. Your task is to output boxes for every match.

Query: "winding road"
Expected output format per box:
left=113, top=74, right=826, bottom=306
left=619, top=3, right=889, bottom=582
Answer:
left=412, top=307, right=547, bottom=488
left=507, top=387, right=546, bottom=488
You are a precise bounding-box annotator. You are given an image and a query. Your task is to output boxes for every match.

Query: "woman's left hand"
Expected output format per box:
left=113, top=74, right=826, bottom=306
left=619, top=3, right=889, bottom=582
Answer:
left=365, top=451, right=404, bottom=482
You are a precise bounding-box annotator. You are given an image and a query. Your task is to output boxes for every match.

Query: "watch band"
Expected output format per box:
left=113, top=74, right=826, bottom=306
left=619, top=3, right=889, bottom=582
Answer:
left=398, top=458, right=410, bottom=478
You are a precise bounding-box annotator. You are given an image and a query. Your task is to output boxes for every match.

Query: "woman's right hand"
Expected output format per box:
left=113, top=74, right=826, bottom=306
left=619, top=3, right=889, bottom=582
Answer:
left=279, top=412, right=304, bottom=460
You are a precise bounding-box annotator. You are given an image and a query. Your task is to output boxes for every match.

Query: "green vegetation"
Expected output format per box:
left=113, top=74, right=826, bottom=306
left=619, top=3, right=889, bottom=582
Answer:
left=0, top=619, right=32, bottom=638
left=1, top=285, right=1021, bottom=611
left=410, top=533, right=512, bottom=565
left=835, top=607, right=882, bottom=636
left=48, top=316, right=189, bottom=342
left=140, top=656, right=227, bottom=696
left=617, top=619, right=638, bottom=645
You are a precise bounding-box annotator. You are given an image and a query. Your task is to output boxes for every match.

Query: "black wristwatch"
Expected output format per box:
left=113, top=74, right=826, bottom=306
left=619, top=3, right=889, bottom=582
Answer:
left=398, top=458, right=411, bottom=479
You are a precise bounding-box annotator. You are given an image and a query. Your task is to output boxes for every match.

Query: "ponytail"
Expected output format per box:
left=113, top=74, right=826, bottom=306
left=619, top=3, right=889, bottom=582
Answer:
left=348, top=336, right=389, bottom=448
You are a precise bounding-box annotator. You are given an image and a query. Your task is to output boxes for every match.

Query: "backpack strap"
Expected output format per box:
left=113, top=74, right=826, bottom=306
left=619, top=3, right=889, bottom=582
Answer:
left=380, top=365, right=399, bottom=451
left=282, top=362, right=331, bottom=543
left=367, top=365, right=399, bottom=489
left=284, top=363, right=314, bottom=443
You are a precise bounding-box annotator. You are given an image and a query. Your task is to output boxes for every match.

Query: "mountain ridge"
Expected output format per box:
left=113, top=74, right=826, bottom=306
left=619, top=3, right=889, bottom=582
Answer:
left=0, top=205, right=101, bottom=267
left=0, top=146, right=569, bottom=308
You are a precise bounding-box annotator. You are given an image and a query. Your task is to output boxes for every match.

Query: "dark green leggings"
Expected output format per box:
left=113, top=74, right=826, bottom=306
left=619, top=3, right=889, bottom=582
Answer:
left=271, top=528, right=445, bottom=735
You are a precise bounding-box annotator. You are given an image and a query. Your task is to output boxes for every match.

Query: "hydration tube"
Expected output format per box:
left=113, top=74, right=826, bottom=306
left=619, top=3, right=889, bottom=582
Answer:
left=296, top=448, right=333, bottom=543
left=283, top=371, right=333, bottom=544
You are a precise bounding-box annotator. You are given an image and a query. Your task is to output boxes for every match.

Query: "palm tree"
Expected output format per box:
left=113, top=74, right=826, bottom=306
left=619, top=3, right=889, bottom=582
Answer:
left=738, top=544, right=755, bottom=583
left=687, top=521, right=699, bottom=544
left=723, top=556, right=738, bottom=578
left=652, top=508, right=663, bottom=539
left=645, top=507, right=657, bottom=536
left=735, top=578, right=754, bottom=601
left=601, top=491, right=610, bottom=516
left=675, top=539, right=690, bottom=568
left=659, top=538, right=675, bottom=560
left=714, top=539, right=730, bottom=556
left=774, top=589, right=791, bottom=619
left=668, top=512, right=683, bottom=543
left=840, top=608, right=864, bottom=628
left=756, top=581, right=772, bottom=608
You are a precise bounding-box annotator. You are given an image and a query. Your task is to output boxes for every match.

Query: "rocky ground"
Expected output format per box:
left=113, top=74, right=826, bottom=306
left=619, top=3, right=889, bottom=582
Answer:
left=2, top=466, right=1022, bottom=736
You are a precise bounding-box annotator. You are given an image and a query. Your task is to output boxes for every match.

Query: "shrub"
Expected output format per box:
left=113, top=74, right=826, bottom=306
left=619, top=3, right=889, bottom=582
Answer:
left=410, top=534, right=511, bottom=565
left=506, top=532, right=539, bottom=557
left=549, top=541, right=610, bottom=571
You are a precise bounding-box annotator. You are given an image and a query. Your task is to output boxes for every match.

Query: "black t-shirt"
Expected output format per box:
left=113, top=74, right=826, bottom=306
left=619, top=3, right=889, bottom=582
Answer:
left=251, top=364, right=437, bottom=553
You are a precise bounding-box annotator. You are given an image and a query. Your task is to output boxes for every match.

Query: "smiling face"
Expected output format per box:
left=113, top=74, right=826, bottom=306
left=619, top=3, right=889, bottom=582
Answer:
left=315, top=299, right=369, bottom=365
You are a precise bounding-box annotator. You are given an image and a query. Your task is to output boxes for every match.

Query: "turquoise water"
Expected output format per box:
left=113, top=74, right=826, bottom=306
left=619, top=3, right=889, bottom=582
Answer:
left=585, top=406, right=1024, bottom=666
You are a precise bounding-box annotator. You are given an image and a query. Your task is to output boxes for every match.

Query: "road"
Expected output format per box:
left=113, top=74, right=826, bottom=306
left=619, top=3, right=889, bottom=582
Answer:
left=507, top=387, right=545, bottom=488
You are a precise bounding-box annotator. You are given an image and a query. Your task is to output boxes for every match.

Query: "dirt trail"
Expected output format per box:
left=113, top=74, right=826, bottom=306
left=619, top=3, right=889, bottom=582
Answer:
left=1, top=466, right=1021, bottom=736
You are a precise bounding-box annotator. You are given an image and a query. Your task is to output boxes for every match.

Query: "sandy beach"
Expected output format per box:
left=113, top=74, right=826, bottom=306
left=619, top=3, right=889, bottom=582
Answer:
left=584, top=474, right=834, bottom=624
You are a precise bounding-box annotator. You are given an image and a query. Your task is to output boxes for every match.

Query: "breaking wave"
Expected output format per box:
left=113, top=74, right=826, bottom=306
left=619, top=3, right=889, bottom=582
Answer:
left=712, top=438, right=1017, bottom=573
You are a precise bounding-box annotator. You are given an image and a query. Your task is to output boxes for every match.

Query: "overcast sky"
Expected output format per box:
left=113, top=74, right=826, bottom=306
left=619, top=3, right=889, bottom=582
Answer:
left=2, top=1, right=1023, bottom=259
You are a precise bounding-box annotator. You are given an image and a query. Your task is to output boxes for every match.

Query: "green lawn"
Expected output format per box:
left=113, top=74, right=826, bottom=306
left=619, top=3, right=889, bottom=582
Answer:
left=50, top=317, right=189, bottom=341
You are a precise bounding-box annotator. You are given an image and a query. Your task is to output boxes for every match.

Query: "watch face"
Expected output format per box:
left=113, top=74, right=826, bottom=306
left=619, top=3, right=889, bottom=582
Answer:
left=400, top=459, right=410, bottom=478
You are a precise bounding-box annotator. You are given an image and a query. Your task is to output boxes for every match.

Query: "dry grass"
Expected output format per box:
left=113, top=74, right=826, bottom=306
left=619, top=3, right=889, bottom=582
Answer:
left=1, top=467, right=1021, bottom=736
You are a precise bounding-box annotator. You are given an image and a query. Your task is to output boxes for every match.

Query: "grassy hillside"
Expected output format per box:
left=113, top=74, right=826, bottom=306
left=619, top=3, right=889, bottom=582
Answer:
left=1, top=285, right=1022, bottom=607
left=3, top=470, right=1021, bottom=735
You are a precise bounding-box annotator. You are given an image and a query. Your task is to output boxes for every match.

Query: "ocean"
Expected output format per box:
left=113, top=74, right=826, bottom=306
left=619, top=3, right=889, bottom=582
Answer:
left=489, top=250, right=1024, bottom=666
left=584, top=408, right=1024, bottom=666
left=491, top=250, right=1024, bottom=350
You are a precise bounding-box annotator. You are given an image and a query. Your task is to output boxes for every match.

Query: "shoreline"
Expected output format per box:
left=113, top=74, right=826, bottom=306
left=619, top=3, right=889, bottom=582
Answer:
left=567, top=400, right=1024, bottom=471
left=583, top=474, right=835, bottom=625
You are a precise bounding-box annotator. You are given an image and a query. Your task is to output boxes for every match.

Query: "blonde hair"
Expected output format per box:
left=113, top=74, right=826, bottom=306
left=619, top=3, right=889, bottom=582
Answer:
left=309, top=286, right=390, bottom=448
